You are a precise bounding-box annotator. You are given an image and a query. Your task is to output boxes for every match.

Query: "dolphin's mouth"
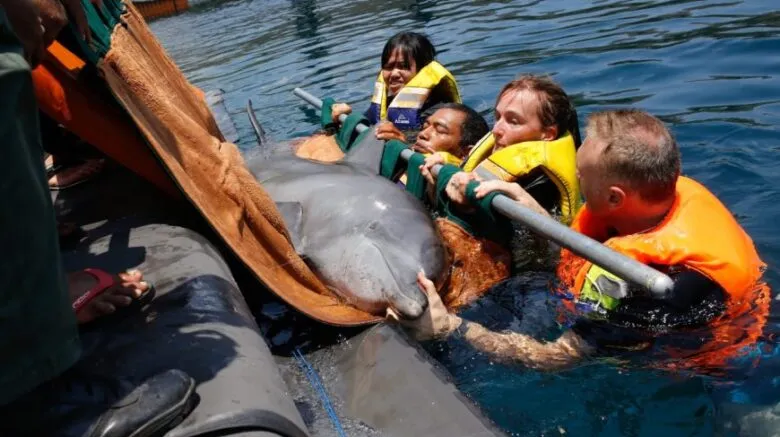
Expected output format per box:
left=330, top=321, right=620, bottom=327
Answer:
left=376, top=245, right=429, bottom=320
left=384, top=289, right=428, bottom=320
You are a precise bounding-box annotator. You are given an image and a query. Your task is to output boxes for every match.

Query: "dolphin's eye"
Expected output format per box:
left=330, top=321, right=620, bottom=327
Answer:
left=365, top=219, right=402, bottom=245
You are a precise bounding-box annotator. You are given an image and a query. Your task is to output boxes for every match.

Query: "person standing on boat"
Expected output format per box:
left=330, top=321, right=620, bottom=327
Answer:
left=328, top=31, right=461, bottom=145
left=0, top=1, right=196, bottom=434
left=395, top=109, right=769, bottom=372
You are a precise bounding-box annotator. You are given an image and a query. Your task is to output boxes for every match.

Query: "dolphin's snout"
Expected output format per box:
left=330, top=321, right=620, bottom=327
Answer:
left=389, top=285, right=429, bottom=320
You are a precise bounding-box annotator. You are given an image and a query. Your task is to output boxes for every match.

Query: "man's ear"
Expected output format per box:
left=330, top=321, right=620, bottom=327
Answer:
left=540, top=125, right=558, bottom=141
left=608, top=186, right=626, bottom=210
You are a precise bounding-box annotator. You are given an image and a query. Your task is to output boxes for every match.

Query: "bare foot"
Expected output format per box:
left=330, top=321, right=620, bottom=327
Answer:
left=48, top=158, right=105, bottom=189
left=69, top=269, right=149, bottom=324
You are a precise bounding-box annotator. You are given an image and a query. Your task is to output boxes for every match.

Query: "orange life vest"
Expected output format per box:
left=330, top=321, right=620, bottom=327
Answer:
left=558, top=176, right=766, bottom=317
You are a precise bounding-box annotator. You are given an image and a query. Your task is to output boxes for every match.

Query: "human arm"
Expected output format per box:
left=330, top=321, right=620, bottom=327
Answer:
left=1, top=0, right=92, bottom=68
left=2, top=0, right=46, bottom=67
left=34, top=0, right=67, bottom=46
left=473, top=179, right=551, bottom=217
left=439, top=171, right=551, bottom=219
left=456, top=319, right=594, bottom=371
left=58, top=0, right=90, bottom=43
left=390, top=272, right=594, bottom=371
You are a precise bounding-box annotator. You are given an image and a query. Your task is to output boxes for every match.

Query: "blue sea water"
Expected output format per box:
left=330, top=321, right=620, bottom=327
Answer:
left=150, top=1, right=780, bottom=434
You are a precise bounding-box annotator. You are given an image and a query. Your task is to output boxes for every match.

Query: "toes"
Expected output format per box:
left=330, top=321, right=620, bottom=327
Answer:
left=113, top=281, right=147, bottom=298
left=118, top=269, right=143, bottom=282
left=104, top=293, right=133, bottom=307
left=93, top=301, right=116, bottom=315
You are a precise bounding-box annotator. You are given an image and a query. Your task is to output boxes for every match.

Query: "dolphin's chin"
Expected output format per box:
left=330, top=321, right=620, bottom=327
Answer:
left=387, top=288, right=428, bottom=320
left=336, top=286, right=427, bottom=320
left=348, top=295, right=427, bottom=320
left=390, top=302, right=426, bottom=321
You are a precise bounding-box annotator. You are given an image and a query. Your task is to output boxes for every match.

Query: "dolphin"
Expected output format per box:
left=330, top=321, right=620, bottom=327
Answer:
left=244, top=101, right=445, bottom=319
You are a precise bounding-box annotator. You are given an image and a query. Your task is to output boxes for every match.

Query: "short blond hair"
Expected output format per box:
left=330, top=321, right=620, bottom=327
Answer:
left=586, top=109, right=680, bottom=203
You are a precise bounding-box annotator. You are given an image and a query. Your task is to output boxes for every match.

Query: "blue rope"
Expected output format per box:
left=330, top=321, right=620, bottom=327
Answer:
left=293, top=347, right=347, bottom=437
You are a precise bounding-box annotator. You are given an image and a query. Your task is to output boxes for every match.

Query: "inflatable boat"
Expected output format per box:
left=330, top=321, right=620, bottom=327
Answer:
left=53, top=139, right=507, bottom=437
left=39, top=0, right=509, bottom=435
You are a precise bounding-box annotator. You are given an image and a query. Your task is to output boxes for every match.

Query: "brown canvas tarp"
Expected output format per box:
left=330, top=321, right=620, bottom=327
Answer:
left=98, top=2, right=379, bottom=326
left=95, top=1, right=510, bottom=326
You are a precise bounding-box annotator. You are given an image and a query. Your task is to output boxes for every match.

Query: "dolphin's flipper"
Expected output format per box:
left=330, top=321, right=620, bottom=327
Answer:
left=343, top=126, right=387, bottom=174
left=246, top=99, right=268, bottom=147
left=275, top=201, right=305, bottom=254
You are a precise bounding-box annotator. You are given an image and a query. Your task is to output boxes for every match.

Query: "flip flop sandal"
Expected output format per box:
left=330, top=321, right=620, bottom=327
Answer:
left=72, top=268, right=156, bottom=317
left=49, top=159, right=106, bottom=191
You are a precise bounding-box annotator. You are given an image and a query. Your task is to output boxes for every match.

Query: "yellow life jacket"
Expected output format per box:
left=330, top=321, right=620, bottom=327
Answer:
left=366, top=61, right=461, bottom=130
left=460, top=132, right=581, bottom=223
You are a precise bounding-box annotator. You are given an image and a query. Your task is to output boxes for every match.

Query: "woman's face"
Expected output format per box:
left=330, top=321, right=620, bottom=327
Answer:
left=491, top=88, right=556, bottom=148
left=382, top=48, right=417, bottom=96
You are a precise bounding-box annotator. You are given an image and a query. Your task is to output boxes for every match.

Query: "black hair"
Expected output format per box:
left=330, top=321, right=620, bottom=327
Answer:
left=421, top=103, right=490, bottom=149
left=381, top=32, right=436, bottom=71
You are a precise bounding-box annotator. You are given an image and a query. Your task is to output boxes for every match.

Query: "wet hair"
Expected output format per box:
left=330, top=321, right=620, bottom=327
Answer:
left=421, top=103, right=489, bottom=149
left=586, top=109, right=681, bottom=203
left=496, top=74, right=582, bottom=147
left=381, top=32, right=436, bottom=72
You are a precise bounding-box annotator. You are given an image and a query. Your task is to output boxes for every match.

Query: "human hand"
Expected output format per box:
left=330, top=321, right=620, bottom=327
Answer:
left=387, top=271, right=461, bottom=341
left=419, top=153, right=446, bottom=185
left=59, top=0, right=91, bottom=43
left=3, top=0, right=46, bottom=67
left=474, top=179, right=528, bottom=200
left=331, top=102, right=352, bottom=124
left=375, top=120, right=406, bottom=142
left=474, top=180, right=549, bottom=216
left=33, top=0, right=68, bottom=47
left=445, top=171, right=479, bottom=206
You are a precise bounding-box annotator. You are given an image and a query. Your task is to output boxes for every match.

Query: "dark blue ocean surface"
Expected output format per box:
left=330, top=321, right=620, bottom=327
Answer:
left=150, top=1, right=780, bottom=434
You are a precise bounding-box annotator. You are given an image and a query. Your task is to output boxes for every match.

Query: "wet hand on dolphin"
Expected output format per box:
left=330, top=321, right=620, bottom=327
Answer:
left=387, top=271, right=462, bottom=341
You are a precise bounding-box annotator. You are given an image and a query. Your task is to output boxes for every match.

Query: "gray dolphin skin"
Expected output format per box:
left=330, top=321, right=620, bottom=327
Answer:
left=244, top=103, right=445, bottom=319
